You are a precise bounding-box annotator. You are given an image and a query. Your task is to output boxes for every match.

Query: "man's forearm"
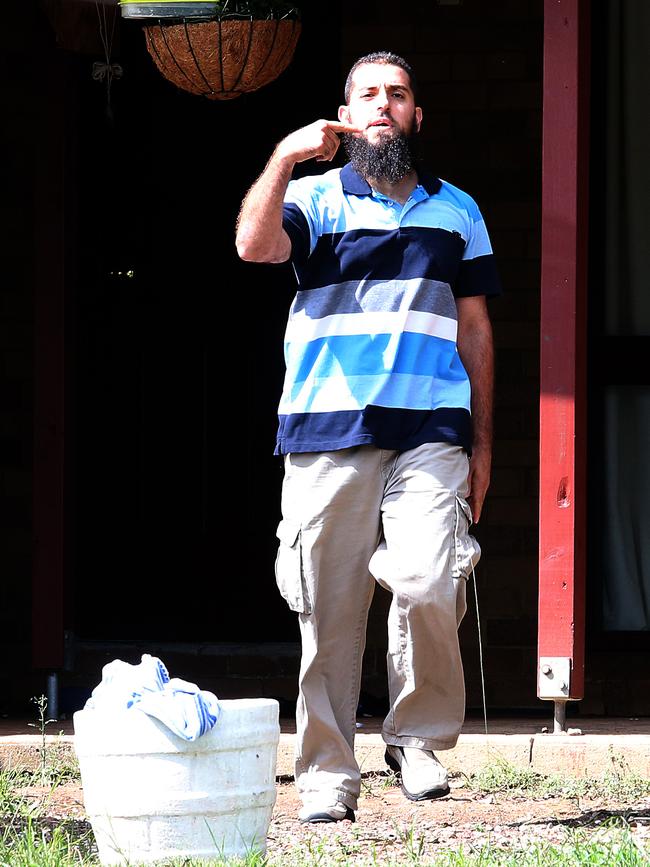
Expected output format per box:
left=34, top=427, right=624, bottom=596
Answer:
left=236, top=119, right=358, bottom=264
left=235, top=150, right=294, bottom=264
left=461, top=319, right=494, bottom=455
left=456, top=296, right=494, bottom=522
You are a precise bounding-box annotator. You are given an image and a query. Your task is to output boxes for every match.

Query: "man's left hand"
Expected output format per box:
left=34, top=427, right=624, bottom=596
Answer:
left=467, top=446, right=491, bottom=524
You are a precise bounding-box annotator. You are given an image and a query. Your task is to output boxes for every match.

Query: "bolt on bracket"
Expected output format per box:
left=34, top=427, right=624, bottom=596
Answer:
left=538, top=656, right=571, bottom=700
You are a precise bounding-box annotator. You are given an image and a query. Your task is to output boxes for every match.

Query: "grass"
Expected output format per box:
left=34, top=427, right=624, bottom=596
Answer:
left=463, top=751, right=650, bottom=802
left=0, top=817, right=96, bottom=866
left=430, top=828, right=650, bottom=866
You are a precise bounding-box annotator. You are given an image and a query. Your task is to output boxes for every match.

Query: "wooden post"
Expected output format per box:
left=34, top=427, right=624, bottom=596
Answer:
left=538, top=0, right=590, bottom=710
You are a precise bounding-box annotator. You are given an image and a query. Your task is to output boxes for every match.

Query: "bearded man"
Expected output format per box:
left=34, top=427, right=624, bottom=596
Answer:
left=236, top=51, right=500, bottom=824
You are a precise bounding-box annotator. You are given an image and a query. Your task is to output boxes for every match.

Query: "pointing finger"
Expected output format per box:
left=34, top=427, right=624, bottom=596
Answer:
left=325, top=121, right=363, bottom=134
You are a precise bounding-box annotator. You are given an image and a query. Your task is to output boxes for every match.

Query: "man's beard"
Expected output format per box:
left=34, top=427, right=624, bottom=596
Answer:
left=342, top=127, right=419, bottom=184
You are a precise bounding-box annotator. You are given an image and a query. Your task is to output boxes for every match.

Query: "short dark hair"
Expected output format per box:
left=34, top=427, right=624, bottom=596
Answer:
left=344, top=51, right=418, bottom=104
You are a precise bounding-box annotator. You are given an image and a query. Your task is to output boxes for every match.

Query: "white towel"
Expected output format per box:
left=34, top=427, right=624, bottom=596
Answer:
left=85, top=654, right=220, bottom=740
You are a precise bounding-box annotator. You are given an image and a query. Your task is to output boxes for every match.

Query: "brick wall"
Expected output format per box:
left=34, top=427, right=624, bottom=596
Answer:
left=0, top=4, right=41, bottom=714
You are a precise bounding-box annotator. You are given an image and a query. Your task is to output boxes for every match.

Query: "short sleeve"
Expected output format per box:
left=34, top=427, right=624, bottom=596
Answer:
left=282, top=177, right=323, bottom=264
left=454, top=207, right=502, bottom=299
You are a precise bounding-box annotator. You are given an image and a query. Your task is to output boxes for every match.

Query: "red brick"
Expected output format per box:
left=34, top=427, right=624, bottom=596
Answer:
left=451, top=53, right=486, bottom=81
left=425, top=81, right=488, bottom=111
left=493, top=319, right=538, bottom=349
left=489, top=200, right=540, bottom=229
left=497, top=0, right=543, bottom=20
left=211, top=679, right=266, bottom=700
left=489, top=465, right=525, bottom=497
left=487, top=617, right=537, bottom=647
left=489, top=138, right=539, bottom=173
left=521, top=109, right=542, bottom=145
left=523, top=466, right=540, bottom=498
left=489, top=229, right=527, bottom=259
left=260, top=677, right=300, bottom=702
left=494, top=408, right=529, bottom=440
left=526, top=229, right=541, bottom=259
left=342, top=25, right=415, bottom=56
left=487, top=51, right=528, bottom=80
left=521, top=349, right=540, bottom=378
left=580, top=682, right=606, bottom=716
left=489, top=81, right=541, bottom=111
left=481, top=526, right=529, bottom=557
left=480, top=554, right=537, bottom=584
left=410, top=52, right=452, bottom=83
left=482, top=676, right=540, bottom=710
left=490, top=289, right=539, bottom=323
left=419, top=112, right=452, bottom=143
left=479, top=583, right=525, bottom=619
left=493, top=439, right=538, bottom=466
left=485, top=647, right=536, bottom=678
left=342, top=0, right=382, bottom=22
left=415, top=25, right=511, bottom=53
left=483, top=496, right=538, bottom=528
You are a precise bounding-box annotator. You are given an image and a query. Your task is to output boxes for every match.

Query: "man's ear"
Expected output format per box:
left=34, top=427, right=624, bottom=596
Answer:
left=338, top=104, right=351, bottom=123
left=415, top=106, right=423, bottom=133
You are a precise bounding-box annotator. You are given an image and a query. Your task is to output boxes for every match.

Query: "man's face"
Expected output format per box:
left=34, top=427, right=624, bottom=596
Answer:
left=338, top=63, right=422, bottom=144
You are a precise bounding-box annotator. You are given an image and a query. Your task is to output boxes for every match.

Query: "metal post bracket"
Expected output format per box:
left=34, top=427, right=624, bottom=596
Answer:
left=538, top=656, right=571, bottom=699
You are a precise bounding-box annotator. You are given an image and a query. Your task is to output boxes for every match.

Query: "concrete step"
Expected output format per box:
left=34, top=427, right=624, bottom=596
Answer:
left=2, top=718, right=649, bottom=779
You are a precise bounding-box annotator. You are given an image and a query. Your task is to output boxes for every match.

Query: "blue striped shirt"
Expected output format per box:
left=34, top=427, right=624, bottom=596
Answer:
left=277, top=163, right=501, bottom=455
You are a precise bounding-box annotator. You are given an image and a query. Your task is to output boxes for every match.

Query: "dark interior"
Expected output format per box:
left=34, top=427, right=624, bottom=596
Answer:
left=71, top=4, right=342, bottom=641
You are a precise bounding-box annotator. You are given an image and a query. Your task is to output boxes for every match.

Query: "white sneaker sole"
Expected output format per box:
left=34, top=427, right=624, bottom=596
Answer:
left=299, top=805, right=356, bottom=823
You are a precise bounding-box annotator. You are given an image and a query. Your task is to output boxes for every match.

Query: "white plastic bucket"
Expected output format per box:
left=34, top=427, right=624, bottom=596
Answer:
left=73, top=698, right=279, bottom=865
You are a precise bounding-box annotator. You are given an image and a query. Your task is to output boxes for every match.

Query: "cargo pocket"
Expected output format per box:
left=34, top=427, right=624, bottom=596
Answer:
left=274, top=519, right=312, bottom=615
left=452, top=495, right=482, bottom=579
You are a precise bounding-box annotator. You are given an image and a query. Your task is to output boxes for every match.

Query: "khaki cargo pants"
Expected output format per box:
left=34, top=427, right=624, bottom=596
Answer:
left=275, top=442, right=481, bottom=811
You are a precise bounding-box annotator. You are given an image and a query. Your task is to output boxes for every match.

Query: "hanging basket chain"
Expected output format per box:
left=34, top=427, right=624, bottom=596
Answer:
left=94, top=1, right=122, bottom=113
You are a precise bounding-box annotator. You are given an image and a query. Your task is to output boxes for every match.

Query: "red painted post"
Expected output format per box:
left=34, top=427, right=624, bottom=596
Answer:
left=538, top=0, right=590, bottom=716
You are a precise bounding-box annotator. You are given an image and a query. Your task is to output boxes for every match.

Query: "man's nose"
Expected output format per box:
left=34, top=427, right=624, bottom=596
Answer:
left=375, top=87, right=390, bottom=110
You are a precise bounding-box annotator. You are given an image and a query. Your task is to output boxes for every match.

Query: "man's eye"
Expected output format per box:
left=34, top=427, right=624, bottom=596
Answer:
left=392, top=91, right=405, bottom=99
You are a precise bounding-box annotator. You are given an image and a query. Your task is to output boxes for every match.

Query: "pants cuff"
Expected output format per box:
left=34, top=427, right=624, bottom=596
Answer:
left=382, top=733, right=459, bottom=751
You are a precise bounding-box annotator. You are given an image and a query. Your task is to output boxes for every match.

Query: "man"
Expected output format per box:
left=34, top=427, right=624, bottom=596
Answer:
left=236, top=51, right=500, bottom=824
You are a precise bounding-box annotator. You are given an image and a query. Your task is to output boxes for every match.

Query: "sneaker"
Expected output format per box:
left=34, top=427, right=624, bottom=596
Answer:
left=385, top=745, right=450, bottom=801
left=298, top=799, right=355, bottom=824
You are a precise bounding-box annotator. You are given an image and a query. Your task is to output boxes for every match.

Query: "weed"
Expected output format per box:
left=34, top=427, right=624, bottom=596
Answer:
left=396, top=821, right=427, bottom=863
left=28, top=695, right=57, bottom=787
left=361, top=769, right=399, bottom=797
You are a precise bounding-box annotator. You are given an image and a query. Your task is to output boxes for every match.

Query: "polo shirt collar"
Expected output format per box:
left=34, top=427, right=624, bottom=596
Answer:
left=340, top=162, right=442, bottom=197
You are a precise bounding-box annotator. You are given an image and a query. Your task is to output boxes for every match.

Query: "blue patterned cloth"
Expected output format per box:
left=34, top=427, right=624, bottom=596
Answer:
left=84, top=654, right=220, bottom=740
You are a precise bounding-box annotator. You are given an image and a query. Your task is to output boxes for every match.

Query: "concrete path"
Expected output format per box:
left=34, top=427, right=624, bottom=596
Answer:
left=2, top=716, right=649, bottom=778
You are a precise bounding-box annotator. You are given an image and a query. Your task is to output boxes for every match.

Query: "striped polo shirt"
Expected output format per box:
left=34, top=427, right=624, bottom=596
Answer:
left=277, top=163, right=501, bottom=456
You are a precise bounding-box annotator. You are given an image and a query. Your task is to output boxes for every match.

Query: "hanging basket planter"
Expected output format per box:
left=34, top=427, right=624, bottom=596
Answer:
left=119, top=1, right=301, bottom=100
left=143, top=17, right=300, bottom=99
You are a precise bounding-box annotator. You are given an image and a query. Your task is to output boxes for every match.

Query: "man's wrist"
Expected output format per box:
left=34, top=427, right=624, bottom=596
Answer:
left=271, top=143, right=297, bottom=176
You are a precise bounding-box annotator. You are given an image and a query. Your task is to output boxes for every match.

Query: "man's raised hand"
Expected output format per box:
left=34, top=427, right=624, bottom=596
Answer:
left=275, top=120, right=361, bottom=167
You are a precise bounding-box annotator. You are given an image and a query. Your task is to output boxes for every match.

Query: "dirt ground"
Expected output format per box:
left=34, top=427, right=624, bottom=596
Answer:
left=18, top=774, right=650, bottom=863
left=269, top=774, right=650, bottom=860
